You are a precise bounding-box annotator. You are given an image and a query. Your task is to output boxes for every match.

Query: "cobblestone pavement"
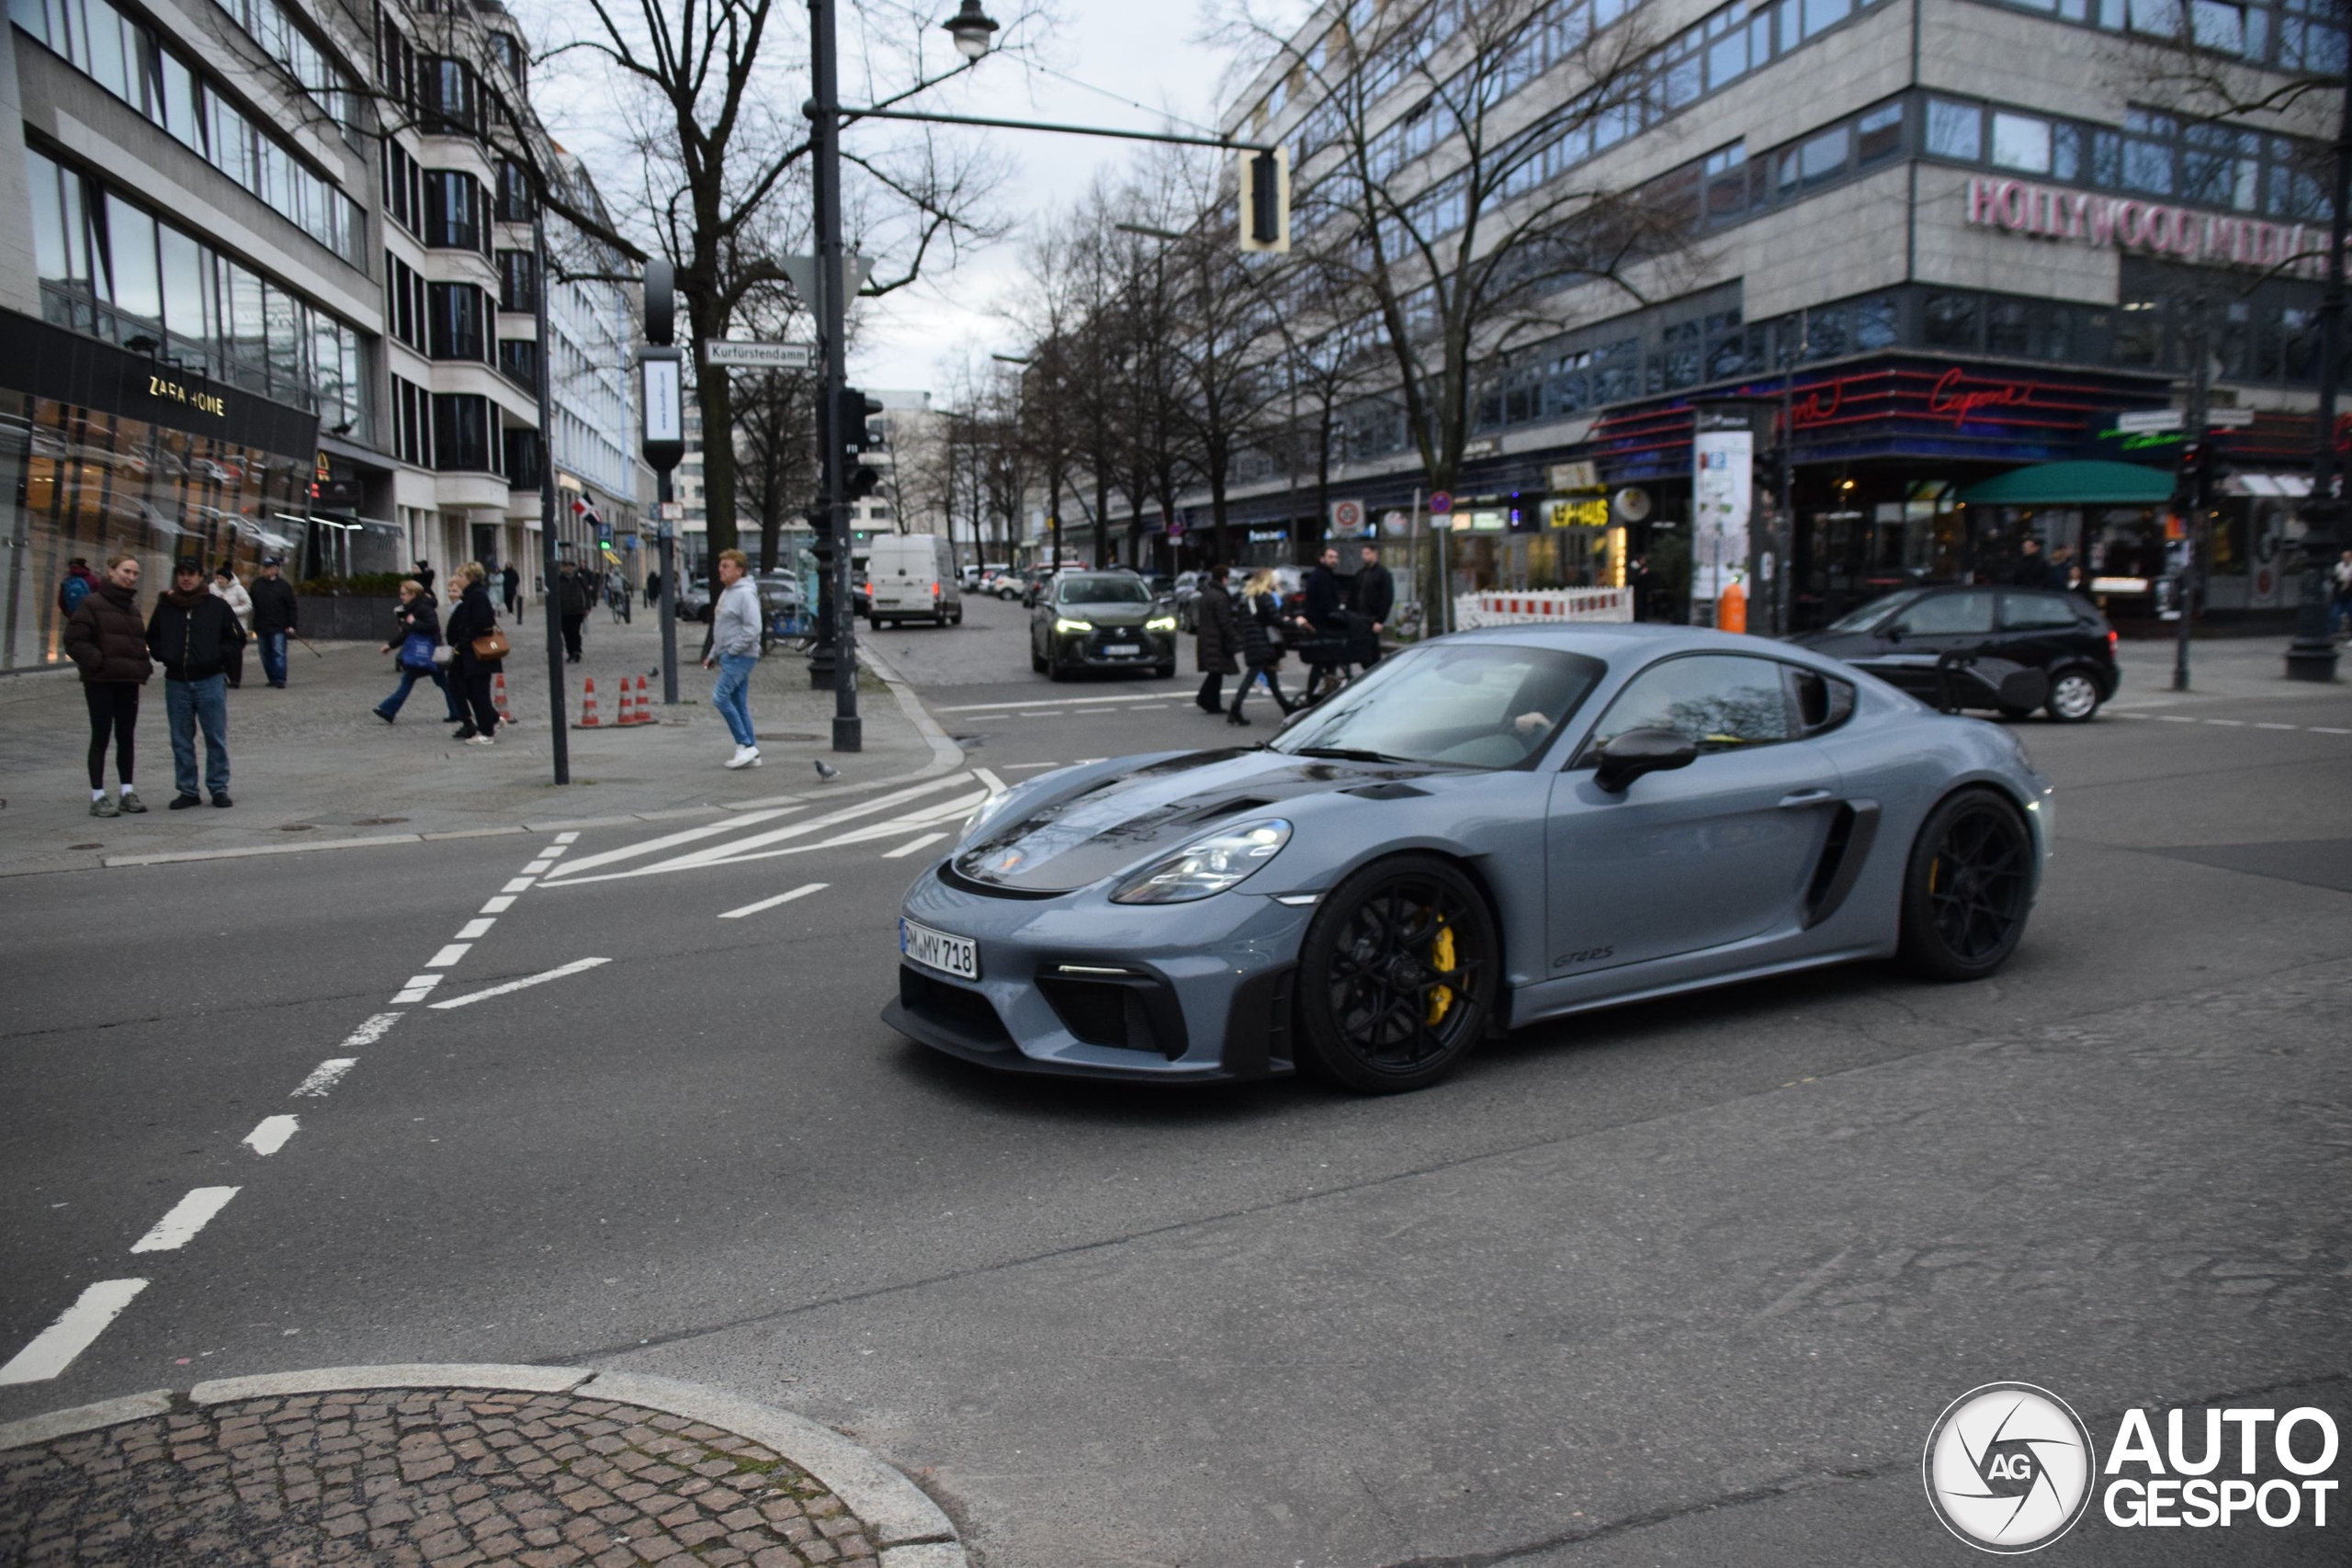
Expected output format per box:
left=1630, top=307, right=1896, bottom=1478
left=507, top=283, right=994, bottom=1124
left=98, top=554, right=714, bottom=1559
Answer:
left=0, top=1388, right=878, bottom=1566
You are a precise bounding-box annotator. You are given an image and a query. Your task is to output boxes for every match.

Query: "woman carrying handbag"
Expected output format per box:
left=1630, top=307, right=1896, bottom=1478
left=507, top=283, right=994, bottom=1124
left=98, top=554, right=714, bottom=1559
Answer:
left=444, top=562, right=506, bottom=743
left=373, top=579, right=462, bottom=724
left=1227, top=568, right=1297, bottom=726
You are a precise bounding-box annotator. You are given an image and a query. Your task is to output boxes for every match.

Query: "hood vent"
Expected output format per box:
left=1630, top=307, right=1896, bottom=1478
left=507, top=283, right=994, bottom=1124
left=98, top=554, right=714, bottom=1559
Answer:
left=1343, top=781, right=1430, bottom=800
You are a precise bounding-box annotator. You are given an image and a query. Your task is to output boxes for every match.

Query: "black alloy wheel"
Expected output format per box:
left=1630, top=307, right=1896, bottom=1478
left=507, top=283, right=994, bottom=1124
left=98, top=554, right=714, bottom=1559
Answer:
left=1897, top=788, right=2034, bottom=980
left=1296, top=854, right=1497, bottom=1093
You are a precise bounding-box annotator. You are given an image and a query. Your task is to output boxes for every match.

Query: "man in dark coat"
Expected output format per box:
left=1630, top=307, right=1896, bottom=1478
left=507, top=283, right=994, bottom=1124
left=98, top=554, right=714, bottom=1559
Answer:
left=247, top=557, right=298, bottom=688
left=146, top=557, right=242, bottom=807
left=1351, top=544, right=1395, bottom=668
left=1193, top=565, right=1240, bottom=714
left=502, top=562, right=522, bottom=615
left=557, top=561, right=590, bottom=662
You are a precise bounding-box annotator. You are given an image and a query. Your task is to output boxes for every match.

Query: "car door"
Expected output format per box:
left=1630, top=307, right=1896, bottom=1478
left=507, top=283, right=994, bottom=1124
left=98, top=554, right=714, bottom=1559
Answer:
left=1544, top=652, right=1844, bottom=976
left=1996, top=590, right=2084, bottom=672
left=1853, top=588, right=1999, bottom=703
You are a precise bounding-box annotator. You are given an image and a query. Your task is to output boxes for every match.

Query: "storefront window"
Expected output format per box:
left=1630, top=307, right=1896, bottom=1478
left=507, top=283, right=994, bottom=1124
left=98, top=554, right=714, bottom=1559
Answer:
left=0, top=391, right=309, bottom=670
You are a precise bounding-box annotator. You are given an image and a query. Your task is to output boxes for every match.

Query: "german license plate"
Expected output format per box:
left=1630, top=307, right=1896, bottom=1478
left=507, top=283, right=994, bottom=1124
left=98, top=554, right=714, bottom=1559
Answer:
left=900, top=917, right=978, bottom=980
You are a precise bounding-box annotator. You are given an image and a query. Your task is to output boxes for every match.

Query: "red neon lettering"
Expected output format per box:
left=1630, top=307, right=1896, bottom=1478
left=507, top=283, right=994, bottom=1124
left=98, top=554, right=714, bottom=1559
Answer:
left=1927, top=367, right=2037, bottom=428
left=1791, top=379, right=1844, bottom=428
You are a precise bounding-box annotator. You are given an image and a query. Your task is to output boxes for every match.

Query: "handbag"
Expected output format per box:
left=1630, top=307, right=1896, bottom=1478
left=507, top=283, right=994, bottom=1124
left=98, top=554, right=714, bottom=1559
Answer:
left=469, top=628, right=511, bottom=661
left=398, top=630, right=438, bottom=671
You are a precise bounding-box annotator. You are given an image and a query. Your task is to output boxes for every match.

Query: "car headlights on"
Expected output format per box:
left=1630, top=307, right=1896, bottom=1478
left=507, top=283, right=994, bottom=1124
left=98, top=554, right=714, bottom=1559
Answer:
left=1109, top=819, right=1293, bottom=904
left=1055, top=617, right=1093, bottom=634
left=1146, top=615, right=1177, bottom=632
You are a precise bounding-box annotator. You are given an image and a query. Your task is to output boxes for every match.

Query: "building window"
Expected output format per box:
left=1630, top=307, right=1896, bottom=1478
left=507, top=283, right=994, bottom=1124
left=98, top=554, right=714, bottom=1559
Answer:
left=393, top=374, right=431, bottom=466
left=427, top=283, right=488, bottom=360
left=497, top=250, right=538, bottom=313
left=424, top=171, right=485, bottom=251
left=498, top=337, right=537, bottom=389
left=432, top=393, right=492, bottom=471
left=493, top=160, right=534, bottom=222
left=1924, top=293, right=1982, bottom=350
left=384, top=141, right=424, bottom=238
left=503, top=427, right=543, bottom=488
left=421, top=58, right=478, bottom=135
left=385, top=252, right=427, bottom=351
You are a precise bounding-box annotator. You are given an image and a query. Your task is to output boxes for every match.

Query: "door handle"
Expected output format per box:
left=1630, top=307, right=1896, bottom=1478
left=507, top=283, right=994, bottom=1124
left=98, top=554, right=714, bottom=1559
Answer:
left=1777, top=788, right=1835, bottom=809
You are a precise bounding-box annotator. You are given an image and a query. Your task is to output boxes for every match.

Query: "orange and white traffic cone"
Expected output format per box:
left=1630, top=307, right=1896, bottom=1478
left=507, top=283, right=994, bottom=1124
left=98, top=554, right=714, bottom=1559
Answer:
left=576, top=676, right=601, bottom=728
left=492, top=672, right=516, bottom=727
left=618, top=672, right=650, bottom=726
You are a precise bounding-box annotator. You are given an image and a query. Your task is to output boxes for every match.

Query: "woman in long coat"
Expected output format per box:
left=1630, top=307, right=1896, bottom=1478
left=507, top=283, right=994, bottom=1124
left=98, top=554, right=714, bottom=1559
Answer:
left=444, top=562, right=504, bottom=743
left=1193, top=567, right=1240, bottom=715
left=1227, top=568, right=1295, bottom=726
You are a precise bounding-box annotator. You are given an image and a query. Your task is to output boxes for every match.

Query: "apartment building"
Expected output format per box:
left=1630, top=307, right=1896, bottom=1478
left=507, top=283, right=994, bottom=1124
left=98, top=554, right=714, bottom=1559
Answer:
left=0, top=0, right=639, bottom=670
left=1192, top=0, right=2339, bottom=626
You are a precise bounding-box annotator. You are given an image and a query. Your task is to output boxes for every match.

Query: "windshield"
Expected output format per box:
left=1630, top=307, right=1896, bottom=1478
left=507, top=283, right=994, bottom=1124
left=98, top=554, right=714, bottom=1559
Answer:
left=1057, top=574, right=1152, bottom=604
left=1825, top=590, right=1923, bottom=633
left=1272, top=642, right=1606, bottom=769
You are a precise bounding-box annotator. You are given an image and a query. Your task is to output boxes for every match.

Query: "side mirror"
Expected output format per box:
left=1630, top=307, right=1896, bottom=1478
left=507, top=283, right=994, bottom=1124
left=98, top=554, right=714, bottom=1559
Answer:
left=1592, top=728, right=1700, bottom=794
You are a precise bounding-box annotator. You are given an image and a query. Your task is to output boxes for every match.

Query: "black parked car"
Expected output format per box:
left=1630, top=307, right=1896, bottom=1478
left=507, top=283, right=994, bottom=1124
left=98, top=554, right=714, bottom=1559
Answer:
left=1788, top=584, right=2119, bottom=722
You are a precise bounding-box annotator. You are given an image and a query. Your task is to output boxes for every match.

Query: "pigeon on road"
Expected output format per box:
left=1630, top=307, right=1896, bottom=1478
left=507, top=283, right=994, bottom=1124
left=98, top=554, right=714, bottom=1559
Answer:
left=813, top=759, right=842, bottom=781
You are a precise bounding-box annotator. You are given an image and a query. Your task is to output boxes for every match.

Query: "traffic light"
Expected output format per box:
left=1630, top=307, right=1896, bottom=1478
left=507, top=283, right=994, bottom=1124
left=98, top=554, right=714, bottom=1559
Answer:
left=835, top=386, right=884, bottom=501
left=2177, top=436, right=2215, bottom=511
left=1239, top=148, right=1290, bottom=254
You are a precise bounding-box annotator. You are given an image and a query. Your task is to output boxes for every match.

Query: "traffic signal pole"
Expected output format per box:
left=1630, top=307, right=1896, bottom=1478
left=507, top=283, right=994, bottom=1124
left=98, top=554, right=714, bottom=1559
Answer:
left=809, top=0, right=859, bottom=751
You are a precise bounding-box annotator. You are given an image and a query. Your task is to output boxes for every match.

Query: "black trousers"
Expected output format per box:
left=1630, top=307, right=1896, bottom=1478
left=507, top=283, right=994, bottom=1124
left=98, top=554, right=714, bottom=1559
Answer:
left=560, top=615, right=584, bottom=660
left=1230, top=665, right=1289, bottom=716
left=458, top=665, right=499, bottom=734
left=85, top=681, right=139, bottom=788
left=1195, top=671, right=1226, bottom=711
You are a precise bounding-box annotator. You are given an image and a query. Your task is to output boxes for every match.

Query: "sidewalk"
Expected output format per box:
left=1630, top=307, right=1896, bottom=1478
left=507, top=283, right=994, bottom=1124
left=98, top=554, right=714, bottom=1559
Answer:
left=0, top=609, right=955, bottom=878
left=2110, top=633, right=2352, bottom=708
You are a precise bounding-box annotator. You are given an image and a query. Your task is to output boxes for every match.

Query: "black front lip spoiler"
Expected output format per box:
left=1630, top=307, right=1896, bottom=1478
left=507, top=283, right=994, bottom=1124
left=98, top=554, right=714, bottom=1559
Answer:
left=881, top=998, right=1251, bottom=1085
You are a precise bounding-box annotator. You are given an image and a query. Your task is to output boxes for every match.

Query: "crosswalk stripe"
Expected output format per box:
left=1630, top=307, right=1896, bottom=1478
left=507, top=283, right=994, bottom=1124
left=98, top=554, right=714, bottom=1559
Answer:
left=550, top=774, right=975, bottom=884
left=544, top=806, right=805, bottom=878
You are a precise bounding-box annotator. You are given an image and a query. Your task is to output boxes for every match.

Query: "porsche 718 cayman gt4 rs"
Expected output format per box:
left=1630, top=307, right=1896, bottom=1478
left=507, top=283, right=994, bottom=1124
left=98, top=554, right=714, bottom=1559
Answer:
left=883, top=625, right=2054, bottom=1093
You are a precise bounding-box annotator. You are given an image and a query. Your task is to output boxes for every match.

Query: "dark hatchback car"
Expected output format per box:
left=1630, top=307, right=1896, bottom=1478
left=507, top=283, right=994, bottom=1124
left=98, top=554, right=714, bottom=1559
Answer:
left=1788, top=584, right=2119, bottom=721
left=1030, top=571, right=1177, bottom=680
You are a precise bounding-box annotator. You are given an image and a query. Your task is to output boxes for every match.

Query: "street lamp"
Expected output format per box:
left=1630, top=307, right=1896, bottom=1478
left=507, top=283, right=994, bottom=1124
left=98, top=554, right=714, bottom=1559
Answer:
left=942, top=1, right=999, bottom=61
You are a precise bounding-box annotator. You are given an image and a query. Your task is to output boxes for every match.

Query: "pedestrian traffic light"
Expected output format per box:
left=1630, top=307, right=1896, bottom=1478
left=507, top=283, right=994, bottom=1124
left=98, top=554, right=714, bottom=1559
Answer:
left=1239, top=148, right=1290, bottom=254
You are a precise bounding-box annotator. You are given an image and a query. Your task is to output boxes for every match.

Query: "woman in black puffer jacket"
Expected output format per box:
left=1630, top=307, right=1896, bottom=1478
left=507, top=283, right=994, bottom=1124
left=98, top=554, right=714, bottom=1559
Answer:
left=443, top=563, right=504, bottom=742
left=62, top=553, right=153, bottom=816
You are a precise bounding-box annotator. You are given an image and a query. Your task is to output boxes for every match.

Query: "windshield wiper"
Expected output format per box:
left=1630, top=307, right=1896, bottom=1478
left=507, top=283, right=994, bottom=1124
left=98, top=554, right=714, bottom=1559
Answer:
left=1294, top=746, right=1411, bottom=764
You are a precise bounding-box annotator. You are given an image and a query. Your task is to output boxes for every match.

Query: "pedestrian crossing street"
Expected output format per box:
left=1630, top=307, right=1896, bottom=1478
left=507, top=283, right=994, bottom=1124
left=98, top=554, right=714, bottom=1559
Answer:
left=537, top=771, right=1002, bottom=886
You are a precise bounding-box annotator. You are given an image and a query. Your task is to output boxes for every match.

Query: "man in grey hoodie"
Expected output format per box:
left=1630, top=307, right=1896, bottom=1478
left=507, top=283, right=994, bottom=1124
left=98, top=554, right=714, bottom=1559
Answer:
left=703, top=548, right=763, bottom=769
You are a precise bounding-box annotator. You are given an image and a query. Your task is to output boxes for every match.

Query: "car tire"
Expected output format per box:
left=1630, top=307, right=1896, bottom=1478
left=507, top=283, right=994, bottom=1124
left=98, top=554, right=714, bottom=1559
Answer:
left=1996, top=705, right=2036, bottom=720
left=1031, top=644, right=1047, bottom=674
left=1896, top=787, right=2034, bottom=982
left=1295, top=854, right=1497, bottom=1094
left=2044, top=667, right=2103, bottom=722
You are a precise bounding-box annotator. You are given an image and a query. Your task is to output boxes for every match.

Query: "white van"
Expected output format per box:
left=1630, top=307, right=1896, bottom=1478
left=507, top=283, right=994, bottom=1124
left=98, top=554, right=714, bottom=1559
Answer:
left=865, top=533, right=962, bottom=627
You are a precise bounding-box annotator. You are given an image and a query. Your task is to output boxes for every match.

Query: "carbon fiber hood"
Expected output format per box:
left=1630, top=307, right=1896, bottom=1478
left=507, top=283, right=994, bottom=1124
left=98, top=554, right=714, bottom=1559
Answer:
left=950, top=748, right=1432, bottom=895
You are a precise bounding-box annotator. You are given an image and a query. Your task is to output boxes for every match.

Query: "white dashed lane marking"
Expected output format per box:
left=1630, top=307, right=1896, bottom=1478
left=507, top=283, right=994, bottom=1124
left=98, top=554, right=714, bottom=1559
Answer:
left=129, top=1186, right=241, bottom=1253
left=424, top=943, right=471, bottom=967
left=289, top=1058, right=358, bottom=1098
left=718, top=883, right=828, bottom=920
left=454, top=919, right=496, bottom=940
left=2114, top=712, right=2351, bottom=734
left=243, top=1115, right=299, bottom=1156
left=0, top=1280, right=149, bottom=1385
left=390, top=974, right=443, bottom=1004
left=480, top=896, right=515, bottom=913
left=428, top=956, right=611, bottom=1010
left=341, top=1013, right=403, bottom=1048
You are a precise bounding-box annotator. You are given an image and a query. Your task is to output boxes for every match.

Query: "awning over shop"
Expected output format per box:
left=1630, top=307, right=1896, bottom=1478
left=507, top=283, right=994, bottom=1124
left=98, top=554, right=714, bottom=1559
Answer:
left=1955, top=460, right=2175, bottom=507
left=2221, top=473, right=2312, bottom=497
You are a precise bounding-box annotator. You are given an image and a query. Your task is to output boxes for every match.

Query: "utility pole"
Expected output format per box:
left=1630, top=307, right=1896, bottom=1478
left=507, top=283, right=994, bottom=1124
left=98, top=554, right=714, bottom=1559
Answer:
left=808, top=0, right=860, bottom=750
left=2287, top=64, right=2352, bottom=682
left=640, top=259, right=684, bottom=705
left=532, top=212, right=570, bottom=783
left=2174, top=294, right=2210, bottom=693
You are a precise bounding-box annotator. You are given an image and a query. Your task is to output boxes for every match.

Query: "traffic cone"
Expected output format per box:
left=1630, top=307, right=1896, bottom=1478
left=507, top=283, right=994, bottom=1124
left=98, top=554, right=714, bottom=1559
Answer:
left=492, top=672, right=516, bottom=727
left=619, top=672, right=651, bottom=727
left=576, top=676, right=601, bottom=728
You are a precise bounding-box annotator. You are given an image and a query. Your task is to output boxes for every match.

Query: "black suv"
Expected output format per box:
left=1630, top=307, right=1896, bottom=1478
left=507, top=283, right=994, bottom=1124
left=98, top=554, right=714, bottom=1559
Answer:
left=1788, top=585, right=2119, bottom=721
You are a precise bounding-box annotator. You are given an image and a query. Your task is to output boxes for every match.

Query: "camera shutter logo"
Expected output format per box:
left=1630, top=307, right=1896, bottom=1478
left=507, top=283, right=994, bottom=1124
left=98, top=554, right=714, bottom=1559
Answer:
left=1923, top=1382, right=2097, bottom=1552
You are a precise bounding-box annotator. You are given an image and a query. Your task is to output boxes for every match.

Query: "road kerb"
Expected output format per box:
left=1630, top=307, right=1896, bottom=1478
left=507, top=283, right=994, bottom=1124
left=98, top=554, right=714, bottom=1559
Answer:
left=187, top=1361, right=592, bottom=1404
left=859, top=644, right=966, bottom=774
left=0, top=1390, right=173, bottom=1453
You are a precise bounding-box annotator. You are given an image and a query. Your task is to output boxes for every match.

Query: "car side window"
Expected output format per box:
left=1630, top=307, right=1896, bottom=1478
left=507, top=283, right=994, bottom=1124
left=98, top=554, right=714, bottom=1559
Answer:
left=1588, top=655, right=1793, bottom=754
left=2000, top=592, right=2081, bottom=630
left=1788, top=666, right=1858, bottom=735
left=1890, top=591, right=1996, bottom=636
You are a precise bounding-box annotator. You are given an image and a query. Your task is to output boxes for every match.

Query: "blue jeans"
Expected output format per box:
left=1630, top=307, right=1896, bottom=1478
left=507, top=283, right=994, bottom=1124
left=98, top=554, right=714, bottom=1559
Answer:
left=712, top=652, right=758, bottom=748
left=165, top=674, right=230, bottom=799
left=378, top=664, right=459, bottom=719
left=258, top=630, right=289, bottom=685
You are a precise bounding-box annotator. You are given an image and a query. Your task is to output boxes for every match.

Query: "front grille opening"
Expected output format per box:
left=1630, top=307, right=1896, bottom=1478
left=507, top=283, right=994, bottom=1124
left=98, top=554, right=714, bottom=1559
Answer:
left=1036, top=972, right=1187, bottom=1059
left=899, top=965, right=1012, bottom=1047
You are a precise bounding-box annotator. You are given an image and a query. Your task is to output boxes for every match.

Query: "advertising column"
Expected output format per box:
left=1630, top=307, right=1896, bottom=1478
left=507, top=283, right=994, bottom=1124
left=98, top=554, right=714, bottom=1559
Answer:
left=1691, top=411, right=1754, bottom=624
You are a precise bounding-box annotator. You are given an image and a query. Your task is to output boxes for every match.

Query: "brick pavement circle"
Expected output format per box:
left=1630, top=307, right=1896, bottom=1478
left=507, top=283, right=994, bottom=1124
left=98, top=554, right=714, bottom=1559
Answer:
left=0, top=1387, right=881, bottom=1567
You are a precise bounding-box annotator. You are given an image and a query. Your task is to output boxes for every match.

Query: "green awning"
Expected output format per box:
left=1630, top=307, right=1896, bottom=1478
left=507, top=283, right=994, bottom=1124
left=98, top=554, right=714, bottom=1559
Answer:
left=1955, top=460, right=2174, bottom=507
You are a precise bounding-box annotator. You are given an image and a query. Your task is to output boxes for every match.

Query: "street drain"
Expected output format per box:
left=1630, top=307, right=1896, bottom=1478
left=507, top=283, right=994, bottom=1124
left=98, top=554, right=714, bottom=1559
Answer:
left=351, top=817, right=409, bottom=826
left=278, top=823, right=317, bottom=832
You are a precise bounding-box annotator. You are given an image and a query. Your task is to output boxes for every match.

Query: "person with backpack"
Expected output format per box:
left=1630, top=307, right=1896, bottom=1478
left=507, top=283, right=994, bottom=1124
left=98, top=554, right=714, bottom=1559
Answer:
left=146, top=556, right=243, bottom=807
left=373, top=579, right=461, bottom=723
left=57, top=557, right=102, bottom=619
left=62, top=553, right=151, bottom=818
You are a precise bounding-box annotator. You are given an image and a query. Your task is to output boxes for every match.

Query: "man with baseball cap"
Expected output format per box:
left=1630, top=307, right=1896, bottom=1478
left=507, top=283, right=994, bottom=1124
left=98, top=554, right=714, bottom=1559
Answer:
left=146, top=556, right=243, bottom=807
left=249, top=555, right=299, bottom=688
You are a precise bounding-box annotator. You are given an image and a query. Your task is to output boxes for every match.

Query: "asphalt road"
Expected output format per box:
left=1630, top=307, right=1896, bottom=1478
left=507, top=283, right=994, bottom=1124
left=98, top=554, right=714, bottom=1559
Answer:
left=3, top=594, right=2346, bottom=1567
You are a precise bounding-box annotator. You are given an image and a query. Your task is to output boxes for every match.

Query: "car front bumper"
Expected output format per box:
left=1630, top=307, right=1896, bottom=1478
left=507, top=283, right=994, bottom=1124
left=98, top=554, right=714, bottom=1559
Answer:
left=1048, top=628, right=1176, bottom=669
left=883, top=864, right=1313, bottom=1081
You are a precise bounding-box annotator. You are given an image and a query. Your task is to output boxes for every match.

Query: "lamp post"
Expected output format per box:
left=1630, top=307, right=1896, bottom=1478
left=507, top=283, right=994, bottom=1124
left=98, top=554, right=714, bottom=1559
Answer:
left=2286, top=65, right=2351, bottom=682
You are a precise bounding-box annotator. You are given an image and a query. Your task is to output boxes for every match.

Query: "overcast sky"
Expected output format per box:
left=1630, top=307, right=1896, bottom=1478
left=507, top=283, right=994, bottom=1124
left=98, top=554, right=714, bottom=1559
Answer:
left=526, top=0, right=1297, bottom=402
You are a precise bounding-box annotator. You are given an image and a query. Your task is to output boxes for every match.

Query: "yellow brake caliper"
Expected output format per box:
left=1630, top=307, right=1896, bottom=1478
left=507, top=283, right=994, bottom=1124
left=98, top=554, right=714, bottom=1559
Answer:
left=1425, top=921, right=1456, bottom=1026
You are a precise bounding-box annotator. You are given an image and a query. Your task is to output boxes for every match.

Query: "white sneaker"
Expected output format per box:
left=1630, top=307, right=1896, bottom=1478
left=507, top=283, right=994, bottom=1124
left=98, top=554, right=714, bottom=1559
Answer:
left=725, top=744, right=758, bottom=770
left=466, top=734, right=496, bottom=746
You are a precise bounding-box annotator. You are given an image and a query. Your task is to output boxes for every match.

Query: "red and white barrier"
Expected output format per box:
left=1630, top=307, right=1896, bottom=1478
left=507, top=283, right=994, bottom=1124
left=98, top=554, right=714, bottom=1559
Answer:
left=1453, top=587, right=1635, bottom=628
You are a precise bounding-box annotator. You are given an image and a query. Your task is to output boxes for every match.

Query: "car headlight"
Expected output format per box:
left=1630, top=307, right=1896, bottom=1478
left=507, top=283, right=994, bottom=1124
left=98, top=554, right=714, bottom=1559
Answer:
left=1146, top=615, right=1177, bottom=631
left=1055, top=617, right=1093, bottom=633
left=1109, top=818, right=1292, bottom=904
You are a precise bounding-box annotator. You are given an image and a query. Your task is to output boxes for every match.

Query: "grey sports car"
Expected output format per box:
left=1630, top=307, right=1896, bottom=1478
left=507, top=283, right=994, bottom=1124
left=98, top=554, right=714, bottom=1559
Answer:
left=885, top=625, right=2054, bottom=1092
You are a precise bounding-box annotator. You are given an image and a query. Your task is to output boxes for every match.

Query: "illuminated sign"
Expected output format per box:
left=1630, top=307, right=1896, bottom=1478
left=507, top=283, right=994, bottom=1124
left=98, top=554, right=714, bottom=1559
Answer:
left=143, top=373, right=225, bottom=418
left=1964, top=175, right=2332, bottom=276
left=1547, top=497, right=1609, bottom=528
